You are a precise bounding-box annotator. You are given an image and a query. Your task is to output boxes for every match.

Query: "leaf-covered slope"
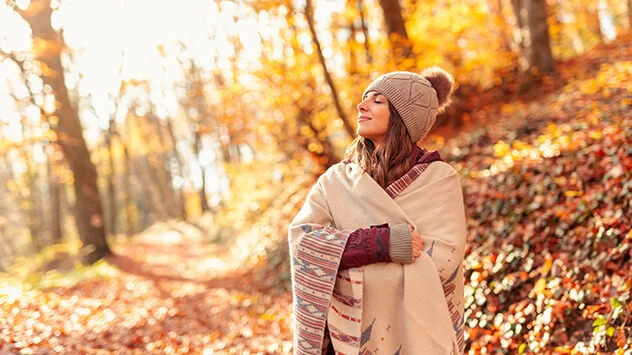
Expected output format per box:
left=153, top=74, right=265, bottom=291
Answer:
left=449, top=34, right=632, bottom=354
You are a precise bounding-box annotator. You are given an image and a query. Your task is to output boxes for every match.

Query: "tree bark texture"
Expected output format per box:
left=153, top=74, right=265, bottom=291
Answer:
left=629, top=0, right=632, bottom=29
left=47, top=153, right=63, bottom=243
left=287, top=4, right=341, bottom=170
left=194, top=129, right=210, bottom=213
left=147, top=113, right=180, bottom=218
left=511, top=0, right=527, bottom=56
left=106, top=122, right=117, bottom=237
left=526, top=0, right=555, bottom=73
left=188, top=63, right=211, bottom=213
left=20, top=114, right=43, bottom=251
left=122, top=141, right=134, bottom=238
left=165, top=118, right=188, bottom=220
left=346, top=0, right=358, bottom=75
left=358, top=0, right=373, bottom=65
left=512, top=0, right=555, bottom=74
left=377, top=0, right=413, bottom=60
left=305, top=0, right=355, bottom=139
left=17, top=0, right=111, bottom=263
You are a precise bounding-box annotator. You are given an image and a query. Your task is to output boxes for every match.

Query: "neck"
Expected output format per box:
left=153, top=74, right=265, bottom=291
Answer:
left=371, top=138, right=384, bottom=149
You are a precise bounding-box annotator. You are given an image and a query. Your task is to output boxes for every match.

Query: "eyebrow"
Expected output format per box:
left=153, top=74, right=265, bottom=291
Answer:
left=364, top=92, right=383, bottom=99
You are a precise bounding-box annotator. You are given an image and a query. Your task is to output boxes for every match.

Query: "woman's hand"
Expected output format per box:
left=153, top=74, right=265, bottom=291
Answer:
left=409, top=225, right=424, bottom=260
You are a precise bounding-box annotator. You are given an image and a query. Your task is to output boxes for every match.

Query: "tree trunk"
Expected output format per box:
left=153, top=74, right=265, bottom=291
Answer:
left=511, top=0, right=528, bottom=63
left=304, top=0, right=355, bottom=139
left=0, top=153, right=20, bottom=269
left=346, top=0, right=358, bottom=75
left=47, top=152, right=63, bottom=243
left=164, top=118, right=188, bottom=220
left=122, top=141, right=134, bottom=238
left=106, top=121, right=117, bottom=237
left=28, top=162, right=44, bottom=250
left=187, top=62, right=212, bottom=213
left=127, top=114, right=168, bottom=221
left=511, top=0, right=555, bottom=91
left=12, top=74, right=44, bottom=249
left=194, top=129, right=210, bottom=213
left=19, top=109, right=43, bottom=250
left=629, top=0, right=632, bottom=29
left=5, top=44, right=59, bottom=246
left=17, top=0, right=111, bottom=263
left=376, top=0, right=413, bottom=60
left=150, top=114, right=181, bottom=219
left=146, top=113, right=176, bottom=218
left=139, top=154, right=169, bottom=220
left=526, top=0, right=555, bottom=74
left=286, top=4, right=342, bottom=169
left=151, top=151, right=174, bottom=217
left=0, top=186, right=11, bottom=271
left=358, top=0, right=373, bottom=65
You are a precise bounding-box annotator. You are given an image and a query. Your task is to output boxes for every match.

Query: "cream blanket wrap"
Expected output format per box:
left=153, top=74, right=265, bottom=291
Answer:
left=289, top=161, right=466, bottom=355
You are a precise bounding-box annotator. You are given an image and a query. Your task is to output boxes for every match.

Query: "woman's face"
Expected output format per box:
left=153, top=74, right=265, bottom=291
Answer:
left=356, top=91, right=390, bottom=146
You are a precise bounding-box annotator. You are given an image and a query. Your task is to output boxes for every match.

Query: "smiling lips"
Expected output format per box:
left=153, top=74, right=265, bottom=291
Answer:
left=358, top=116, right=371, bottom=122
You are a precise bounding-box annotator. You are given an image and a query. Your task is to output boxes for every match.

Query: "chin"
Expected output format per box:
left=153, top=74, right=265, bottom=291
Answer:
left=357, top=130, right=378, bottom=141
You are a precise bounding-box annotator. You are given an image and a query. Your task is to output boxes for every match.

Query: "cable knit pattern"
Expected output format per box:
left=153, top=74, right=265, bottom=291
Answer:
left=339, top=224, right=391, bottom=270
left=363, top=72, right=440, bottom=142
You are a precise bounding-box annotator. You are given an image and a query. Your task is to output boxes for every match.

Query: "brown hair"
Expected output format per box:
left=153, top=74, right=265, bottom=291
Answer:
left=344, top=102, right=413, bottom=188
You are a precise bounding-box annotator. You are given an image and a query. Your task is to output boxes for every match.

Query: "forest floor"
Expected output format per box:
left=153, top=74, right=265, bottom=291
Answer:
left=449, top=32, right=632, bottom=354
left=2, top=33, right=632, bottom=354
left=0, top=225, right=294, bottom=354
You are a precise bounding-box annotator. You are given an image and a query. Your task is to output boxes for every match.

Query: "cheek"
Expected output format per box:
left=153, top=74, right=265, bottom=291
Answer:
left=380, top=110, right=390, bottom=129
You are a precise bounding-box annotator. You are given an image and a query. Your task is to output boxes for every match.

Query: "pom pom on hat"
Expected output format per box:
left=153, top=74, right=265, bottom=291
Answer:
left=362, top=67, right=455, bottom=143
left=421, top=66, right=454, bottom=110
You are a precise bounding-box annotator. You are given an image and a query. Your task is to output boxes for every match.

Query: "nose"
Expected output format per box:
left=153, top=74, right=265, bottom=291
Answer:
left=357, top=98, right=368, bottom=112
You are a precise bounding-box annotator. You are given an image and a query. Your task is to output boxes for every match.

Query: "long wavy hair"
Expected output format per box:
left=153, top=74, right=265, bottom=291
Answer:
left=344, top=102, right=413, bottom=188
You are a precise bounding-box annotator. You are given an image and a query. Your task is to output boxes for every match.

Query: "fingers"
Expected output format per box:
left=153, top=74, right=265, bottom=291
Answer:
left=411, top=234, right=423, bottom=249
left=408, top=226, right=425, bottom=261
left=411, top=233, right=424, bottom=260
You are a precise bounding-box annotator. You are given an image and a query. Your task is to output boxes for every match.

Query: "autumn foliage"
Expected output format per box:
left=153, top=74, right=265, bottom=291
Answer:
left=2, top=0, right=632, bottom=353
left=456, top=35, right=632, bottom=354
left=2, top=31, right=630, bottom=354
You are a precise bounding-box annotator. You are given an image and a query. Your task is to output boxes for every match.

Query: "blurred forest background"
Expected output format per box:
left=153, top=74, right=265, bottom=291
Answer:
left=0, top=0, right=631, bottom=353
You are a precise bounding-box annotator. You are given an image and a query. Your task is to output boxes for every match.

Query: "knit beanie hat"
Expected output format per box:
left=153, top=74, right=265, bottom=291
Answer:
left=362, top=67, right=454, bottom=143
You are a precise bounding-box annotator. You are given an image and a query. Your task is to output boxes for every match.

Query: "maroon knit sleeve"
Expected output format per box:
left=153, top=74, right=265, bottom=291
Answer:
left=339, top=223, right=392, bottom=270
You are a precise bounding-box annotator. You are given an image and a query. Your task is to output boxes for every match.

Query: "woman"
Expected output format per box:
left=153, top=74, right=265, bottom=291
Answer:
left=288, top=68, right=467, bottom=355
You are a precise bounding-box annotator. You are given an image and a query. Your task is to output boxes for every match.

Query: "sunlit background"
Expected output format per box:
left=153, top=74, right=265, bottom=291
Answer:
left=1, top=0, right=631, bottom=353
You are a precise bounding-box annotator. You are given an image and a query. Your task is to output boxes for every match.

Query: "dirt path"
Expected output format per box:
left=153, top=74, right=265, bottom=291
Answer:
left=0, top=230, right=293, bottom=354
